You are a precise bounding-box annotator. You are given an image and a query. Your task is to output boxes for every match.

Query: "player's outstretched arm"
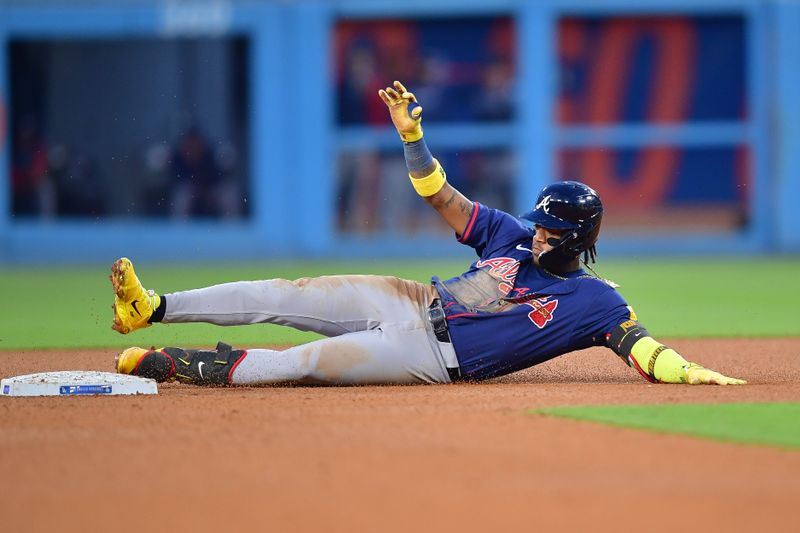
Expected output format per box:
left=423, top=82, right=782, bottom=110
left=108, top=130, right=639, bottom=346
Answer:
left=607, top=320, right=746, bottom=385
left=379, top=80, right=473, bottom=235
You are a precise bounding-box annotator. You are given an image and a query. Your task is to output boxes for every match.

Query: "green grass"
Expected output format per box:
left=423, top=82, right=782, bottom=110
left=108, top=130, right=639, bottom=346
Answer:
left=599, top=258, right=800, bottom=338
left=533, top=402, right=800, bottom=450
left=0, top=258, right=797, bottom=350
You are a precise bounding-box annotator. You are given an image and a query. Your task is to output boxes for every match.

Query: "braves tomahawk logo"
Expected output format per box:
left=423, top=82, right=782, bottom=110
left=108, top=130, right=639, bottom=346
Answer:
left=525, top=297, right=558, bottom=328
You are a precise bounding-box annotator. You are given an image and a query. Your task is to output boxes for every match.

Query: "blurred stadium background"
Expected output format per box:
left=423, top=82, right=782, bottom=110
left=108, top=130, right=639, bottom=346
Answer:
left=0, top=0, right=798, bottom=264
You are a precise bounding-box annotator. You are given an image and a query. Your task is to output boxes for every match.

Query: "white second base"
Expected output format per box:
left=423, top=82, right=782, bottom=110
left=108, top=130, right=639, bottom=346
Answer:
left=1, top=371, right=158, bottom=397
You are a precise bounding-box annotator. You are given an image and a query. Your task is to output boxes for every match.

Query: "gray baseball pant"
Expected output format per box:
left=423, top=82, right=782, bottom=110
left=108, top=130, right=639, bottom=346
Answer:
left=162, top=275, right=458, bottom=385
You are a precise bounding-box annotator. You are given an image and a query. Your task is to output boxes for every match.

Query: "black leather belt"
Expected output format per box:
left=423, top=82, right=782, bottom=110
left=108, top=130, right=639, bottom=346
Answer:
left=428, top=299, right=462, bottom=382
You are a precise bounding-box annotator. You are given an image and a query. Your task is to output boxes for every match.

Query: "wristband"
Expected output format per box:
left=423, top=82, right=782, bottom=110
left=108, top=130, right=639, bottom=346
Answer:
left=409, top=160, right=446, bottom=197
left=400, top=127, right=423, bottom=143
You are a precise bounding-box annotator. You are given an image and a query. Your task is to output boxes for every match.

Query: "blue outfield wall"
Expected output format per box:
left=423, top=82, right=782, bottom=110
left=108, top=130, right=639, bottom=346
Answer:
left=0, top=0, right=798, bottom=264
left=774, top=1, right=800, bottom=251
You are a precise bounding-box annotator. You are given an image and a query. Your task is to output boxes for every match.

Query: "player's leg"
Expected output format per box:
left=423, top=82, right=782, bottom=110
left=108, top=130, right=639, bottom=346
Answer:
left=161, top=274, right=436, bottom=337
left=116, top=323, right=455, bottom=385
left=110, top=257, right=438, bottom=338
left=233, top=323, right=452, bottom=385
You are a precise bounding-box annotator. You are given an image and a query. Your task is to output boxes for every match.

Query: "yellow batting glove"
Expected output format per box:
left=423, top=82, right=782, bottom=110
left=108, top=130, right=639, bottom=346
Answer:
left=378, top=80, right=423, bottom=142
left=684, top=364, right=747, bottom=385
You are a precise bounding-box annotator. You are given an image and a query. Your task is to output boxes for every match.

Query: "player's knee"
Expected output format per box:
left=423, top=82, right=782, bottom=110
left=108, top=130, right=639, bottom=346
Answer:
left=268, top=277, right=311, bottom=295
left=291, top=277, right=313, bottom=288
left=292, top=347, right=332, bottom=384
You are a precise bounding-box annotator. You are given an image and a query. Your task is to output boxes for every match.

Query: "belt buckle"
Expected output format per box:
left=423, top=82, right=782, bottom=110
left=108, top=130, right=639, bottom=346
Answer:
left=428, top=305, right=449, bottom=342
left=428, top=305, right=445, bottom=324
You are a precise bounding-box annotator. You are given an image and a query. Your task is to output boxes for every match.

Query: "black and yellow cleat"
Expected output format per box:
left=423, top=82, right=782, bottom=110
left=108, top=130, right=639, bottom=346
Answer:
left=115, top=342, right=247, bottom=386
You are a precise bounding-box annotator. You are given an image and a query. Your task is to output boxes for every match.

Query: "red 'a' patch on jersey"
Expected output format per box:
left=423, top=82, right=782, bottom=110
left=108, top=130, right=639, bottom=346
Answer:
left=525, top=298, right=558, bottom=329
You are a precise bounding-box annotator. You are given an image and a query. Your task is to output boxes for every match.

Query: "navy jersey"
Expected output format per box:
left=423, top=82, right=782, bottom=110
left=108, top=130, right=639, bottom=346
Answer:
left=433, top=202, right=633, bottom=381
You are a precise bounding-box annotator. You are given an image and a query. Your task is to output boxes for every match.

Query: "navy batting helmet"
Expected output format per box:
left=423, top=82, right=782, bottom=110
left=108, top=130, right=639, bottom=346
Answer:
left=519, top=180, right=603, bottom=271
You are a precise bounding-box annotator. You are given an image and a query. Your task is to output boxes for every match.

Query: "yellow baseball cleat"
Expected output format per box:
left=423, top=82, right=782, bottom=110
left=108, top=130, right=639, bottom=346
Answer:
left=110, top=257, right=161, bottom=334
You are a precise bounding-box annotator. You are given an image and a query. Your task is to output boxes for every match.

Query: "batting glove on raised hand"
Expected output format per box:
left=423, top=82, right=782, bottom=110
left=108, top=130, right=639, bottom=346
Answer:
left=683, top=363, right=747, bottom=385
left=378, top=80, right=424, bottom=142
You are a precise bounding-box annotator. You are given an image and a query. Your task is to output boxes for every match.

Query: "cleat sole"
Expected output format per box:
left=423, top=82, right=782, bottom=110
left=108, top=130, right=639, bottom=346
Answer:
left=110, top=258, right=129, bottom=299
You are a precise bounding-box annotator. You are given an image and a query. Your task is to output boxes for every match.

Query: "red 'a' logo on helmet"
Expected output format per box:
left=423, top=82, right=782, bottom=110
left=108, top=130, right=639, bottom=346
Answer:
left=526, top=298, right=558, bottom=329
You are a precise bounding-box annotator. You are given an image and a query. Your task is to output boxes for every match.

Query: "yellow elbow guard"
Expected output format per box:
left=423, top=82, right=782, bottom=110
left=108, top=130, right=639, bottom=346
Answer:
left=410, top=160, right=446, bottom=197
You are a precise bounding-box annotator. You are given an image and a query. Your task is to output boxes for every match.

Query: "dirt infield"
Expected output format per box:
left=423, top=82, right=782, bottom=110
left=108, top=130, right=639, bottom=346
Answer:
left=1, top=339, right=798, bottom=532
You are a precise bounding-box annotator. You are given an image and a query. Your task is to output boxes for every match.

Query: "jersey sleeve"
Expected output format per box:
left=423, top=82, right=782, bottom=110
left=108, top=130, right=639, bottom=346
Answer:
left=457, top=202, right=532, bottom=258
left=572, top=284, right=636, bottom=347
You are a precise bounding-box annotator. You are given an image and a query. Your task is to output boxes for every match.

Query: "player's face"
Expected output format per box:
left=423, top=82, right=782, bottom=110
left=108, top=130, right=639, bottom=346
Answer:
left=531, top=225, right=565, bottom=265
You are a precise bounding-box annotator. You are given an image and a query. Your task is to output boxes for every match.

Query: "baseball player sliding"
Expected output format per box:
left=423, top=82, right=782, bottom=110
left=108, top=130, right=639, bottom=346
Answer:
left=111, top=81, right=745, bottom=387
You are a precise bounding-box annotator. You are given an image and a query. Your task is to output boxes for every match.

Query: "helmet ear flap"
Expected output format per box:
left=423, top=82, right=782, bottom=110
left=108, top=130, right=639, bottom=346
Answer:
left=538, top=230, right=581, bottom=271
left=538, top=217, right=602, bottom=272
